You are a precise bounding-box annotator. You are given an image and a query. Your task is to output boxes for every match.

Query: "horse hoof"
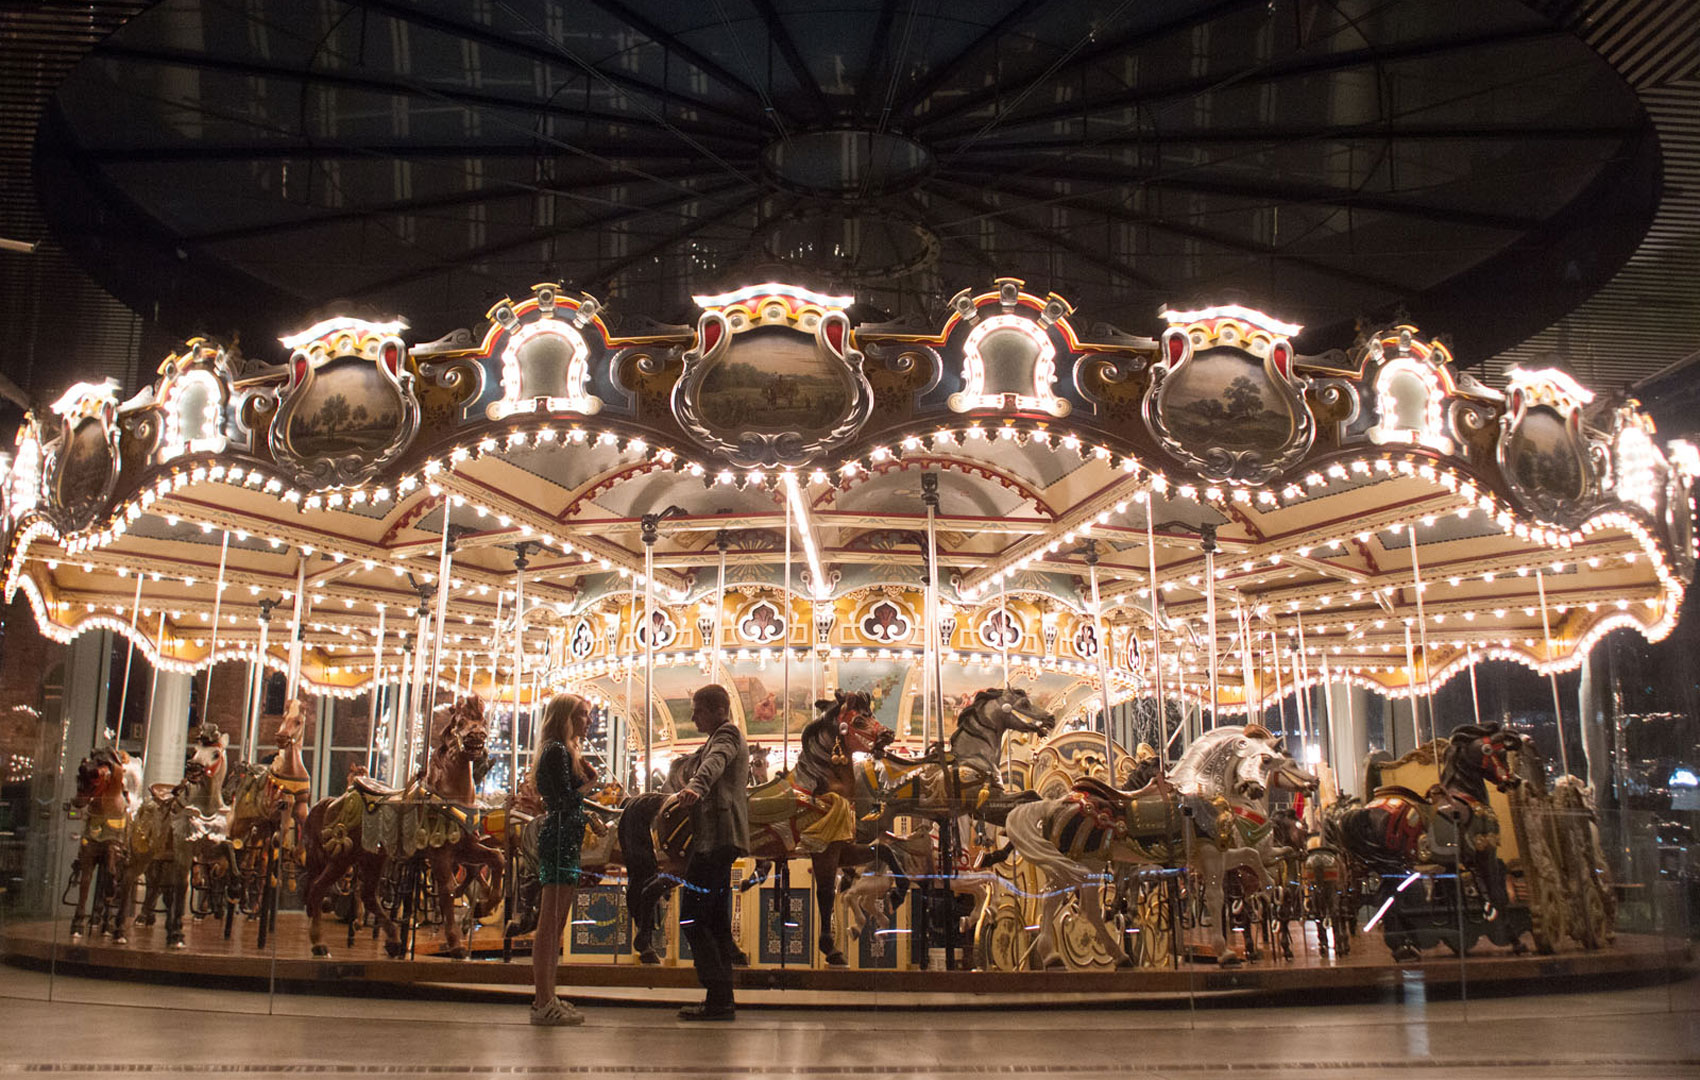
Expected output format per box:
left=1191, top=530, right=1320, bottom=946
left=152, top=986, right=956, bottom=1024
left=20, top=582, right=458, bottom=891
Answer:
left=446, top=946, right=469, bottom=960
left=70, top=930, right=83, bottom=941
left=384, top=942, right=407, bottom=959
left=823, top=951, right=848, bottom=968
left=311, top=945, right=331, bottom=958
left=638, top=949, right=661, bottom=965
left=1392, top=945, right=1421, bottom=963
left=168, top=938, right=187, bottom=950
left=1217, top=954, right=1243, bottom=968
left=1115, top=955, right=1137, bottom=970
left=112, top=934, right=128, bottom=945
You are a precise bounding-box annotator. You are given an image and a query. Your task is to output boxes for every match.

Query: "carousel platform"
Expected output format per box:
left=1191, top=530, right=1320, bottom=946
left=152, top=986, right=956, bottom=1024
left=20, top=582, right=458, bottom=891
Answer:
left=4, top=914, right=1691, bottom=1009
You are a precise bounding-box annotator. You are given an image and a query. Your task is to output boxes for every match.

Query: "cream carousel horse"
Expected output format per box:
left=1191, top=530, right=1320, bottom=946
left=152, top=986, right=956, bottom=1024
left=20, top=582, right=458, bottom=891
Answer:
left=303, top=696, right=504, bottom=959
left=841, top=827, right=996, bottom=944
left=117, top=725, right=241, bottom=948
left=1003, top=724, right=1317, bottom=968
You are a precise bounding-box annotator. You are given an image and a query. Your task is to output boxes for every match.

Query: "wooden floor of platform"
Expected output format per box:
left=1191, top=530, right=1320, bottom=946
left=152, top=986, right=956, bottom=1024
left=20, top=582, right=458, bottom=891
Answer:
left=4, top=912, right=1691, bottom=1006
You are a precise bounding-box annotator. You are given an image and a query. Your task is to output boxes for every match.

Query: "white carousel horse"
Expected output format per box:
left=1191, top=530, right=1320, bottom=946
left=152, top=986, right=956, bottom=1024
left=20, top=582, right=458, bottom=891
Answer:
left=1003, top=724, right=1317, bottom=968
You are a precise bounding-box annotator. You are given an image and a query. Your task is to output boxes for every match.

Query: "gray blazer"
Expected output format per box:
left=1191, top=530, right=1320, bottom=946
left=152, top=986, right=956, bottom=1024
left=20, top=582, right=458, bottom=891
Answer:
left=682, top=723, right=751, bottom=855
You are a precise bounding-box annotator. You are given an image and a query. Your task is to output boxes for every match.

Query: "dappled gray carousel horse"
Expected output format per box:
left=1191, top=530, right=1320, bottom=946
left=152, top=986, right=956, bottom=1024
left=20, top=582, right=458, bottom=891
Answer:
left=862, top=687, right=1057, bottom=823
left=1004, top=724, right=1317, bottom=968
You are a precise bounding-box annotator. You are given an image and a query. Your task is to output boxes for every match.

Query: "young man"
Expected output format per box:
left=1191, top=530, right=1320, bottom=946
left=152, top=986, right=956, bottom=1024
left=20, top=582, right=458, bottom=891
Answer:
left=671, top=683, right=749, bottom=1020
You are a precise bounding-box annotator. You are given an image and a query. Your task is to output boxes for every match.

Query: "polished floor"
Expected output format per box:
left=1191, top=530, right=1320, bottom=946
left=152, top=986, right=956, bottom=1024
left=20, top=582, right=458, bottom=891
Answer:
left=0, top=964, right=1695, bottom=1079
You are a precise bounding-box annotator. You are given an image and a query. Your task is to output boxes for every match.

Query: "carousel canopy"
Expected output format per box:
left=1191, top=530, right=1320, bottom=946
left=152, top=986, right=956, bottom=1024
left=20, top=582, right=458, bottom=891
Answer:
left=1, top=278, right=1692, bottom=727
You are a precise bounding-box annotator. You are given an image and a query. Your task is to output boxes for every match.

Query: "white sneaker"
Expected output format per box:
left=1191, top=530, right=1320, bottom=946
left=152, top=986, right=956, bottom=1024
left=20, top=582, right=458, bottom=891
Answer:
left=529, top=998, right=585, bottom=1026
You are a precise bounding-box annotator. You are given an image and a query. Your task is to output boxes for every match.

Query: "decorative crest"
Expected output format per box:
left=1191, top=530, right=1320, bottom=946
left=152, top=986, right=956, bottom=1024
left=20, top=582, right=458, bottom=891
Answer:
left=269, top=316, right=419, bottom=488
left=1145, top=306, right=1313, bottom=485
left=672, top=283, right=874, bottom=467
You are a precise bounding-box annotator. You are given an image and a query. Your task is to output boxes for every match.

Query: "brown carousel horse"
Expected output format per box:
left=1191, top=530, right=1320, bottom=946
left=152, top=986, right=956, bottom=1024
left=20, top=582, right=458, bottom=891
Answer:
left=303, top=695, right=505, bottom=958
left=620, top=689, right=893, bottom=967
left=65, top=747, right=141, bottom=939
left=227, top=700, right=313, bottom=944
left=498, top=776, right=625, bottom=951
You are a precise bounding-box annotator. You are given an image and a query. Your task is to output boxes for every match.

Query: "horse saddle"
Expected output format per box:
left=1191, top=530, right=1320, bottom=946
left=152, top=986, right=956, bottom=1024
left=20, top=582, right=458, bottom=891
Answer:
left=1071, top=776, right=1179, bottom=839
left=350, top=775, right=401, bottom=800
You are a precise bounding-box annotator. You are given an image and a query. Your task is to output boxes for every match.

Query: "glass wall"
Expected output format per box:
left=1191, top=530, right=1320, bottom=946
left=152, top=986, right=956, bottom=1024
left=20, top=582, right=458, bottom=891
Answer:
left=1, top=594, right=1693, bottom=1022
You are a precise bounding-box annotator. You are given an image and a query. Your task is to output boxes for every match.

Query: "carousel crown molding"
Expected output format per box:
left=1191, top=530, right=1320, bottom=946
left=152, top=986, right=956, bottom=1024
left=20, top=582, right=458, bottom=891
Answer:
left=0, top=276, right=1693, bottom=705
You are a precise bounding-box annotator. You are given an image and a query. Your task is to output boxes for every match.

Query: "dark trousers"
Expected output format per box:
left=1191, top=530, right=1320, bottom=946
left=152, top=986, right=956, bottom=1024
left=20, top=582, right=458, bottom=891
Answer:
left=680, top=846, right=738, bottom=1007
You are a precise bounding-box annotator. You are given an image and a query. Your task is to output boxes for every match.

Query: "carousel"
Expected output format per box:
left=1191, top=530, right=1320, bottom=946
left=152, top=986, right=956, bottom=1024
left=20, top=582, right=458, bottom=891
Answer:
left=2, top=276, right=1692, bottom=1000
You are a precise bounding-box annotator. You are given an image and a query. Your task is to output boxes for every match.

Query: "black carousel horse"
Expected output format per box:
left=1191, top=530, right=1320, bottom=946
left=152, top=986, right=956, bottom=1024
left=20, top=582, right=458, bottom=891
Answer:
left=1322, top=721, right=1526, bottom=960
left=619, top=690, right=892, bottom=967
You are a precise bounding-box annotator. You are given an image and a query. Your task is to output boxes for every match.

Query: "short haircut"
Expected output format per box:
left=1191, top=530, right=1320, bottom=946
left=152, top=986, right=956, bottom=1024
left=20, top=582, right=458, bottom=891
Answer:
left=693, top=684, right=732, bottom=713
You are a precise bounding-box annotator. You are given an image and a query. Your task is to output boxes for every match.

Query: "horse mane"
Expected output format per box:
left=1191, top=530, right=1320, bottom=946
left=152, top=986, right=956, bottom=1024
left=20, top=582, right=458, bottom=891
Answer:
left=792, top=692, right=864, bottom=794
left=1169, top=725, right=1257, bottom=794
left=955, top=687, right=1005, bottom=730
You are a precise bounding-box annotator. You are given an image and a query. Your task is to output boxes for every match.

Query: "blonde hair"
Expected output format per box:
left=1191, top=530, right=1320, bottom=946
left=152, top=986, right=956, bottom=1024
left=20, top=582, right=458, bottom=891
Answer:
left=534, top=692, right=590, bottom=772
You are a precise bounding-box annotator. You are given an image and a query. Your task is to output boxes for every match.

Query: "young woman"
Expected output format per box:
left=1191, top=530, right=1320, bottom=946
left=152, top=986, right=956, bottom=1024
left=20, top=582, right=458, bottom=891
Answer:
left=530, top=692, right=595, bottom=1026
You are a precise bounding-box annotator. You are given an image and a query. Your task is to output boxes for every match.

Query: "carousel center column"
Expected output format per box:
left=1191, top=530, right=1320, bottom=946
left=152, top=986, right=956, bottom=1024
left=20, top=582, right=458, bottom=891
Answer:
left=142, top=669, right=194, bottom=787
left=1328, top=683, right=1375, bottom=798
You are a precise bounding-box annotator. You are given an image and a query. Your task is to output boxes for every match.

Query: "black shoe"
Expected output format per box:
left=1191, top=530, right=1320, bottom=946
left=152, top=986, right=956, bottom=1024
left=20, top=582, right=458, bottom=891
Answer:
left=678, top=1003, right=736, bottom=1021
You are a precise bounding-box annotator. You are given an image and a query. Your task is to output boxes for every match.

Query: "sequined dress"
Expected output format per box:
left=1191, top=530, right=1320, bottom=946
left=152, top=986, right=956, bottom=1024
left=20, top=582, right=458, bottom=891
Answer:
left=535, top=741, right=586, bottom=885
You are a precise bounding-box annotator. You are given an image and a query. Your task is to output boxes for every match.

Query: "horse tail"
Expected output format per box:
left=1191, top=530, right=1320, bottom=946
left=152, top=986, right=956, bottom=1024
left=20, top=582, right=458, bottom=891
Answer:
left=980, top=840, right=1016, bottom=867
left=121, top=757, right=144, bottom=815
left=299, top=797, right=333, bottom=901
left=1003, top=799, right=1091, bottom=890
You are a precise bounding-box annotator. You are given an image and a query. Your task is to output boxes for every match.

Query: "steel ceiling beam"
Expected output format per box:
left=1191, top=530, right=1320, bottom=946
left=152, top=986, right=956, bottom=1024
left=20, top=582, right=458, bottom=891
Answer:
left=84, top=142, right=744, bottom=164
left=887, top=0, right=1048, bottom=119
left=954, top=175, right=1413, bottom=298
left=93, top=43, right=758, bottom=145
left=854, top=0, right=903, bottom=121
left=178, top=165, right=715, bottom=246
left=346, top=177, right=750, bottom=299
left=584, top=190, right=765, bottom=291
left=951, top=162, right=1544, bottom=232
left=746, top=0, right=835, bottom=122
left=577, top=0, right=773, bottom=110
left=913, top=0, right=1265, bottom=132
left=960, top=123, right=1645, bottom=151
left=918, top=25, right=1568, bottom=137
left=929, top=179, right=1163, bottom=290
left=334, top=0, right=763, bottom=129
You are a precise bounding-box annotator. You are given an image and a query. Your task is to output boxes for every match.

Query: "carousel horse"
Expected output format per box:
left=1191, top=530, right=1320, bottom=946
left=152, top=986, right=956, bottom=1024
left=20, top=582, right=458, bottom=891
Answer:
left=620, top=689, right=893, bottom=967
left=303, top=695, right=504, bottom=959
left=1003, top=724, right=1317, bottom=968
left=1321, top=721, right=1524, bottom=960
left=1268, top=807, right=1355, bottom=957
left=841, top=827, right=995, bottom=943
left=748, top=744, right=772, bottom=786
left=499, top=778, right=625, bottom=945
left=115, top=726, right=242, bottom=948
left=64, top=747, right=142, bottom=938
left=227, top=700, right=313, bottom=938
left=868, top=686, right=1057, bottom=824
